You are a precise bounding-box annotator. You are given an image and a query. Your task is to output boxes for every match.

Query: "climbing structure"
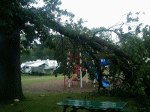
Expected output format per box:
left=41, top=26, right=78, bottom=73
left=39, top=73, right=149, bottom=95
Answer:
left=64, top=52, right=87, bottom=88
left=85, top=52, right=111, bottom=87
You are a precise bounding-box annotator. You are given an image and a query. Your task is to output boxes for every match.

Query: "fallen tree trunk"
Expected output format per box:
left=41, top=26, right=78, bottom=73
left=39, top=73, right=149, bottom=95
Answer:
left=47, top=20, right=135, bottom=87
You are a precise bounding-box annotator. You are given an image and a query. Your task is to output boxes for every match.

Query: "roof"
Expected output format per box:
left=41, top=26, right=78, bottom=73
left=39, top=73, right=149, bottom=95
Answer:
left=28, top=62, right=45, bottom=67
left=21, top=59, right=58, bottom=68
left=21, top=63, right=26, bottom=68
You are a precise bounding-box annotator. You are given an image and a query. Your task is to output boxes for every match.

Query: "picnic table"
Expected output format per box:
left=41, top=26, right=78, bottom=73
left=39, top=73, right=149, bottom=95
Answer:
left=57, top=99, right=130, bottom=112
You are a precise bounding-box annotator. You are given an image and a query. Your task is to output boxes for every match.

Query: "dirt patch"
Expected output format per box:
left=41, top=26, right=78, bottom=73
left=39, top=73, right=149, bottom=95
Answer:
left=22, top=77, right=124, bottom=93
left=22, top=78, right=99, bottom=93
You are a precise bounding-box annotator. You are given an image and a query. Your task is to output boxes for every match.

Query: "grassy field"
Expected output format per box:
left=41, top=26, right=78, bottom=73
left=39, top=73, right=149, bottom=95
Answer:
left=21, top=73, right=63, bottom=80
left=0, top=92, right=140, bottom=112
left=21, top=75, right=64, bottom=86
left=0, top=74, right=147, bottom=112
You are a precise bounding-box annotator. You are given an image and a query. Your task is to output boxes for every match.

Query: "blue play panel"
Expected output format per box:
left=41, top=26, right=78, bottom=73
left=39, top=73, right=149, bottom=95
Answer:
left=95, top=72, right=110, bottom=87
left=85, top=52, right=110, bottom=87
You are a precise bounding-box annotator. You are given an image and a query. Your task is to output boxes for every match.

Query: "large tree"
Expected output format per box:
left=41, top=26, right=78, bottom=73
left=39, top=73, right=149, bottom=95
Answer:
left=0, top=0, right=74, bottom=101
left=0, top=0, right=25, bottom=101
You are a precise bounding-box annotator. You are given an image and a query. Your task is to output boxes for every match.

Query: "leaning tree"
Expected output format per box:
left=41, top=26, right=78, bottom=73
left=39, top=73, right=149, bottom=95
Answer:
left=48, top=12, right=148, bottom=92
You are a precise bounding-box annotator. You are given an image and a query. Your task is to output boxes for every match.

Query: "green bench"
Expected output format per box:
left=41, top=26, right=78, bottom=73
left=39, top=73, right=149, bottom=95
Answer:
left=57, top=99, right=130, bottom=112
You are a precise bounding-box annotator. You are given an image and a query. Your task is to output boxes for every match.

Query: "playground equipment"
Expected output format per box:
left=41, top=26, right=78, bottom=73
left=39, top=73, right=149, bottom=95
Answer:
left=101, top=59, right=109, bottom=66
left=85, top=52, right=111, bottom=88
left=85, top=61, right=111, bottom=88
left=95, top=73, right=110, bottom=87
left=64, top=51, right=110, bottom=88
left=64, top=52, right=88, bottom=88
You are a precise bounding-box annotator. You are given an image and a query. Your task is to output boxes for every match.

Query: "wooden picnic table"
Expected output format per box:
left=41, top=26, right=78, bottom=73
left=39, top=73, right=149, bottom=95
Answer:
left=57, top=99, right=129, bottom=112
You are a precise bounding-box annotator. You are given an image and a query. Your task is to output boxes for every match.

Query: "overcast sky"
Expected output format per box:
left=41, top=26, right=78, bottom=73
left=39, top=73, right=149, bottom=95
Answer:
left=59, top=0, right=150, bottom=30
left=34, top=0, right=150, bottom=42
left=36, top=0, right=150, bottom=30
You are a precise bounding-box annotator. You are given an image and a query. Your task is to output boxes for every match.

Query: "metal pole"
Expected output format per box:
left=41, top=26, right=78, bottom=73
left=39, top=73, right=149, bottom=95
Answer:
left=68, top=78, right=71, bottom=87
left=61, top=35, right=66, bottom=87
left=68, top=51, right=71, bottom=87
left=80, top=52, right=82, bottom=88
left=108, top=66, right=110, bottom=79
left=93, top=79, right=95, bottom=87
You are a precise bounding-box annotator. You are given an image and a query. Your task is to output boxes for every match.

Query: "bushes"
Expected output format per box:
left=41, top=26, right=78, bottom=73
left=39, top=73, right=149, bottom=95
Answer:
left=53, top=66, right=64, bottom=74
left=109, top=85, right=150, bottom=111
left=96, top=76, right=150, bottom=111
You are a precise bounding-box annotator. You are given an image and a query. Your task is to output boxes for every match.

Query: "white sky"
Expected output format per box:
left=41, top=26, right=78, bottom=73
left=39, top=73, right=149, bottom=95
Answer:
left=59, top=0, right=150, bottom=29
left=36, top=0, right=150, bottom=29
left=34, top=0, right=150, bottom=42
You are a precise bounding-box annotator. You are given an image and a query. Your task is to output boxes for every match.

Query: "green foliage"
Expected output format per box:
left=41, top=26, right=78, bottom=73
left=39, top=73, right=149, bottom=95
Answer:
left=126, top=12, right=139, bottom=23
left=142, top=26, right=150, bottom=56
left=136, top=64, right=150, bottom=95
left=0, top=0, right=74, bottom=48
left=21, top=43, right=55, bottom=63
left=120, top=33, right=148, bottom=64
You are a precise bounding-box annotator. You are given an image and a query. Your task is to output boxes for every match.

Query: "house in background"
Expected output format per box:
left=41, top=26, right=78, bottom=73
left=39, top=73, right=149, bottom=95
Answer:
left=21, top=59, right=59, bottom=75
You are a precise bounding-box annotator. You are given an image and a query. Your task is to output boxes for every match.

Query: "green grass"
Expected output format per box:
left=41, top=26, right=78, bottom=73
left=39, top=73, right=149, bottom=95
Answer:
left=103, top=71, right=109, bottom=75
left=0, top=74, right=147, bottom=112
left=21, top=73, right=63, bottom=80
left=22, top=77, right=64, bottom=86
left=21, top=75, right=52, bottom=79
left=21, top=73, right=88, bottom=87
left=0, top=92, right=141, bottom=112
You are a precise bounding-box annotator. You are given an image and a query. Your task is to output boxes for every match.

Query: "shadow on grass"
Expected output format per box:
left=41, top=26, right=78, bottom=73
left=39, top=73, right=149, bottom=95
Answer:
left=0, top=89, right=149, bottom=112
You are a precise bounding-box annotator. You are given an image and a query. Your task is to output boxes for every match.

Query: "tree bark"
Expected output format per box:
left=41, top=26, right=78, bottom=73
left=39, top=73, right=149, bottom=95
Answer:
left=0, top=26, right=24, bottom=101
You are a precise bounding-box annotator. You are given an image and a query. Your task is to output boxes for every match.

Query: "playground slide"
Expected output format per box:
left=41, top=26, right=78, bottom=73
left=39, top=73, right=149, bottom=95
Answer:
left=95, top=72, right=110, bottom=87
left=85, top=62, right=110, bottom=87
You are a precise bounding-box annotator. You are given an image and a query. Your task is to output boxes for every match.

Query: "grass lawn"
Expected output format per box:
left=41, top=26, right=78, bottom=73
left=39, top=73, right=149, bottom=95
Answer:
left=0, top=92, right=140, bottom=112
left=21, top=73, right=85, bottom=86
left=22, top=76, right=64, bottom=86
left=21, top=75, right=52, bottom=80
left=0, top=74, right=147, bottom=112
left=21, top=73, right=63, bottom=80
